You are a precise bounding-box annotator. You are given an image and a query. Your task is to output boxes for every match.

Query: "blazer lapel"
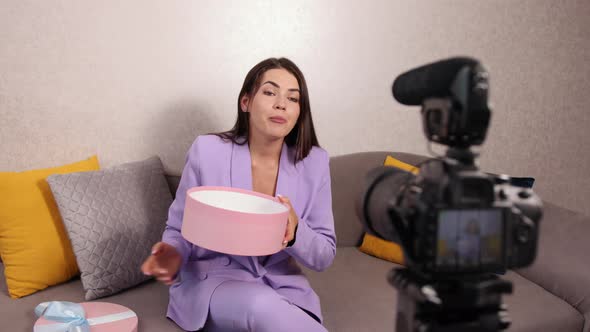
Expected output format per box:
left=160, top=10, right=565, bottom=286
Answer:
left=274, top=141, right=299, bottom=205
left=228, top=140, right=257, bottom=272
left=230, top=140, right=299, bottom=200
left=265, top=142, right=300, bottom=267
left=230, top=140, right=252, bottom=191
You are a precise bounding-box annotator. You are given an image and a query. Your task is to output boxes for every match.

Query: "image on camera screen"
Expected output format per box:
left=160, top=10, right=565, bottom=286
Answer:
left=436, top=209, right=503, bottom=270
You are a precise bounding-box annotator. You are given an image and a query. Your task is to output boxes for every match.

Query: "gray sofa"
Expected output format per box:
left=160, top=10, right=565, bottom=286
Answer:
left=2, top=151, right=589, bottom=331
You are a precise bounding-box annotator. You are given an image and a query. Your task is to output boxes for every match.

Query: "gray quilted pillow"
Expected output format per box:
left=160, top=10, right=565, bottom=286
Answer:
left=46, top=156, right=172, bottom=300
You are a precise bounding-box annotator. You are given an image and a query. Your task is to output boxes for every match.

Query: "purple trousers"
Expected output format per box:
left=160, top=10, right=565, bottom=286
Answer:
left=202, top=280, right=328, bottom=332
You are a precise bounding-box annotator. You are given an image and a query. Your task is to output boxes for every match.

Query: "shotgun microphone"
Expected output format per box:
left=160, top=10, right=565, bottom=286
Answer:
left=392, top=57, right=481, bottom=106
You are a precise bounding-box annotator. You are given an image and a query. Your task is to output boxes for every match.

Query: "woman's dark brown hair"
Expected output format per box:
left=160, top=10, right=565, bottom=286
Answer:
left=214, top=57, right=319, bottom=162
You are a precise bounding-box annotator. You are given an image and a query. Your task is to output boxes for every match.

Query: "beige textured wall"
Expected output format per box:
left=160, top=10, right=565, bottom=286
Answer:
left=1, top=1, right=589, bottom=215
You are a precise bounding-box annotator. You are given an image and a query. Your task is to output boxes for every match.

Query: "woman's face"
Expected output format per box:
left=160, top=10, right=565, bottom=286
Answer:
left=241, top=68, right=301, bottom=142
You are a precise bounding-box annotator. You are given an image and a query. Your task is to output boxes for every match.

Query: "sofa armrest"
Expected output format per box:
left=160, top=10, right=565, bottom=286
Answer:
left=516, top=201, right=590, bottom=329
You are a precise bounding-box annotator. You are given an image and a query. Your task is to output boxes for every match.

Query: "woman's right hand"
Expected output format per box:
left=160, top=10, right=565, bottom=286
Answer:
left=141, top=242, right=182, bottom=285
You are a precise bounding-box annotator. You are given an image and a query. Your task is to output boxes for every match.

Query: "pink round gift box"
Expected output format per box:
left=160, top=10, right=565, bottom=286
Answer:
left=181, top=186, right=290, bottom=256
left=34, top=302, right=137, bottom=332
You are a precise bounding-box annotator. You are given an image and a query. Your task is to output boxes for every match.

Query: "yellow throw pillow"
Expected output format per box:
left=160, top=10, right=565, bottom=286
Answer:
left=358, top=155, right=419, bottom=265
left=359, top=233, right=406, bottom=264
left=383, top=155, right=419, bottom=175
left=0, top=156, right=99, bottom=298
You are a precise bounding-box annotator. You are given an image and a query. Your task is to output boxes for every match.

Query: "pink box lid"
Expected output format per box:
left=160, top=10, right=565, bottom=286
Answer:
left=34, top=302, right=137, bottom=332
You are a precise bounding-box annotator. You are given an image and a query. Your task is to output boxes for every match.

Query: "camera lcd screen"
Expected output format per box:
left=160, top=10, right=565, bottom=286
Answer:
left=436, top=209, right=503, bottom=270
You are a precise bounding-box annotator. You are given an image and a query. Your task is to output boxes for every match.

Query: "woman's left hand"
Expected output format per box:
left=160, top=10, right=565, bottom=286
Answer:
left=278, top=195, right=298, bottom=248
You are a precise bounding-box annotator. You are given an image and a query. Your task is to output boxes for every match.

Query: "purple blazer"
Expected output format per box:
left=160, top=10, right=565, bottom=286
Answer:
left=162, top=135, right=337, bottom=331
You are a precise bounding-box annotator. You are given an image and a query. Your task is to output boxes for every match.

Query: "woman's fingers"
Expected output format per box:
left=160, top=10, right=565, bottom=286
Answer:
left=142, top=255, right=170, bottom=277
left=151, top=242, right=164, bottom=255
left=142, top=245, right=162, bottom=276
left=157, top=275, right=172, bottom=282
left=282, top=218, right=296, bottom=247
left=141, top=242, right=179, bottom=285
left=141, top=257, right=156, bottom=276
left=284, top=221, right=294, bottom=238
left=154, top=264, right=176, bottom=285
left=141, top=267, right=151, bottom=276
left=278, top=195, right=297, bottom=248
left=278, top=195, right=292, bottom=209
left=148, top=264, right=175, bottom=283
left=282, top=227, right=289, bottom=247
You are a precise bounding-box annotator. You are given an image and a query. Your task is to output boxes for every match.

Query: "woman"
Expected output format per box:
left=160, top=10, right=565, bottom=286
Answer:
left=141, top=57, right=336, bottom=332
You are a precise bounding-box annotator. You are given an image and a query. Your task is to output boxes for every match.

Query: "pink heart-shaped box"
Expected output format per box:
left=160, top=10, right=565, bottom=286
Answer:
left=181, top=186, right=290, bottom=256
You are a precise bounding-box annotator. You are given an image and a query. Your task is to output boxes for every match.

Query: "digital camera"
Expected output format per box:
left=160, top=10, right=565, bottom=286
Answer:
left=362, top=57, right=542, bottom=277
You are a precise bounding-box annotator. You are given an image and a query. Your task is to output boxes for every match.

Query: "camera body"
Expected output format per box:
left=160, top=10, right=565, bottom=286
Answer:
left=389, top=156, right=542, bottom=276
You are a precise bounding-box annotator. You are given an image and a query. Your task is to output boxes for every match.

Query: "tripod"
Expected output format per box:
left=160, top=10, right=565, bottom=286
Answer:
left=390, top=268, right=513, bottom=332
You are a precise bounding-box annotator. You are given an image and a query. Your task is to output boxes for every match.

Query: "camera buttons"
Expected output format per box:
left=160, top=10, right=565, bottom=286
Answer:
left=516, top=225, right=531, bottom=243
left=518, top=190, right=532, bottom=199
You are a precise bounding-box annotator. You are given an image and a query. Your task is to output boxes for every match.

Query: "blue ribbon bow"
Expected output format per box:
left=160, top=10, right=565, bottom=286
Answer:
left=34, top=301, right=90, bottom=332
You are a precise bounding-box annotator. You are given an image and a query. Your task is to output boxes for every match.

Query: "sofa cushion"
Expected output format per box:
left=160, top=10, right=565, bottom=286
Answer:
left=0, top=262, right=183, bottom=332
left=302, top=247, right=583, bottom=332
left=516, top=201, right=590, bottom=330
left=304, top=247, right=399, bottom=331
left=0, top=249, right=583, bottom=331
left=46, top=156, right=172, bottom=300
left=506, top=270, right=583, bottom=332
left=0, top=156, right=100, bottom=298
